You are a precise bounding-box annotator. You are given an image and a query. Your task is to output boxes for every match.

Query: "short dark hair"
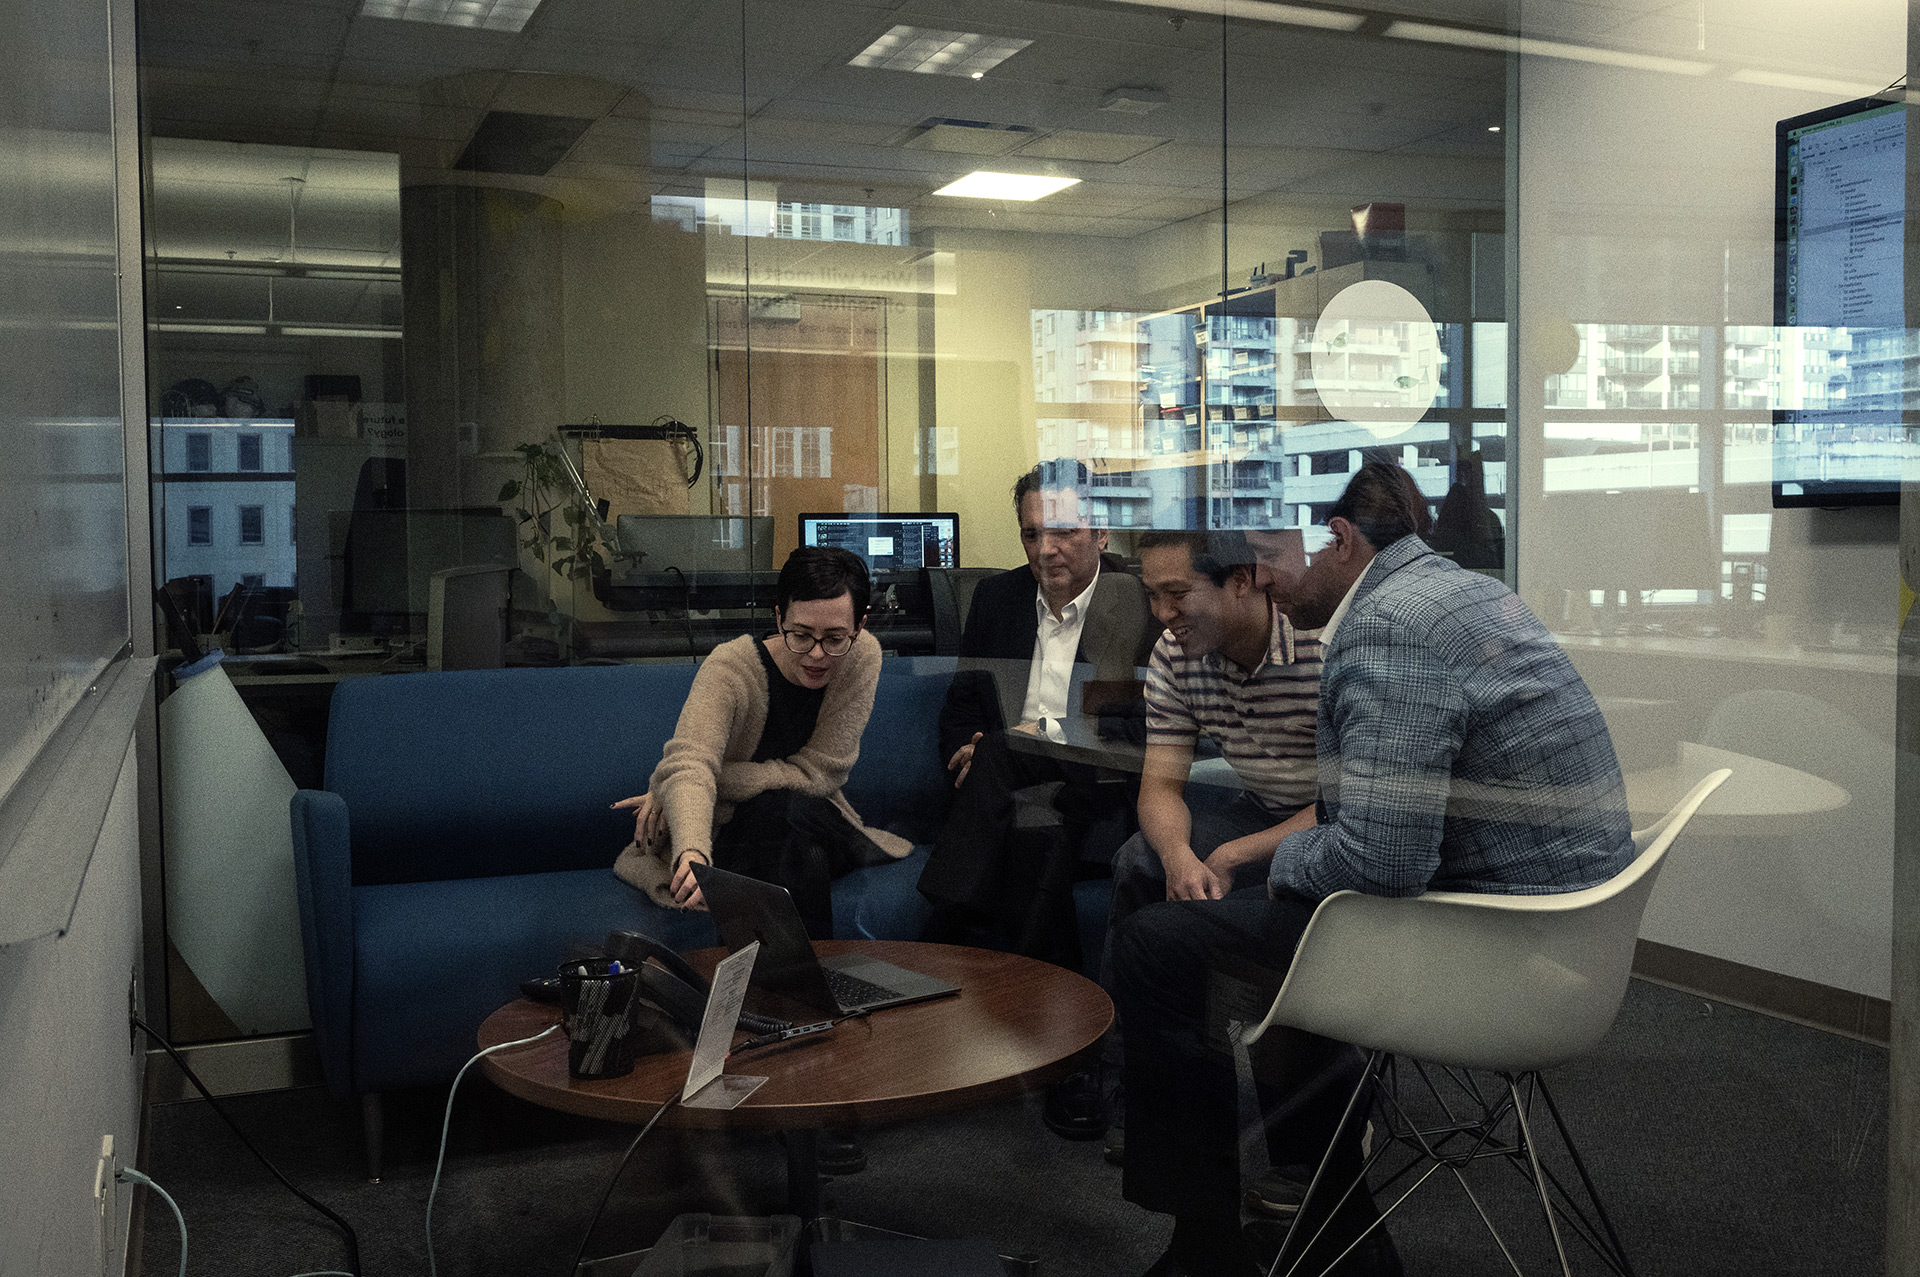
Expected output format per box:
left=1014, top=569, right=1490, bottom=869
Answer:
left=1012, top=457, right=1093, bottom=513
left=1328, top=461, right=1433, bottom=551
left=1136, top=529, right=1253, bottom=587
left=775, top=545, right=870, bottom=621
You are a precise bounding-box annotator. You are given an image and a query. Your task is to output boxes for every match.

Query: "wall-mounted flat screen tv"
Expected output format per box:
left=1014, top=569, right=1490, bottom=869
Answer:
left=1772, top=95, right=1904, bottom=508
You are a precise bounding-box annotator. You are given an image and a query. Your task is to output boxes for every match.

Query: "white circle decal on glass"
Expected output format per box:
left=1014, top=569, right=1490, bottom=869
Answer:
left=1310, top=280, right=1441, bottom=437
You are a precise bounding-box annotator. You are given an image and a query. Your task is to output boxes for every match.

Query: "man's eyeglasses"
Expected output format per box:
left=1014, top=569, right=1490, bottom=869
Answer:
left=780, top=629, right=855, bottom=657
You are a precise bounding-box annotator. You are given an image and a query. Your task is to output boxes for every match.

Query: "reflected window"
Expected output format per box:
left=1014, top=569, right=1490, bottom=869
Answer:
left=185, top=432, right=210, bottom=472
left=187, top=506, right=211, bottom=546
left=237, top=433, right=262, bottom=472
left=238, top=505, right=264, bottom=546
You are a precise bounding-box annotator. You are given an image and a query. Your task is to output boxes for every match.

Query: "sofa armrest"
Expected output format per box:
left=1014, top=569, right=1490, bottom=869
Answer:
left=290, top=789, right=356, bottom=1097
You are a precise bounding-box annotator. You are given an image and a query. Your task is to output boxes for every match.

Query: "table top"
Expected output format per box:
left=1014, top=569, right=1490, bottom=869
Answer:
left=1622, top=741, right=1850, bottom=836
left=477, top=941, right=1113, bottom=1130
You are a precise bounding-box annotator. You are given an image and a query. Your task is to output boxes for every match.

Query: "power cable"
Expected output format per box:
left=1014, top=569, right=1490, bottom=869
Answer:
left=566, top=1096, right=680, bottom=1277
left=132, top=1017, right=360, bottom=1275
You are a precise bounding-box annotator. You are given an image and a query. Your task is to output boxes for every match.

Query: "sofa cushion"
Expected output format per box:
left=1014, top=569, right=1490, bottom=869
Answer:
left=846, top=658, right=956, bottom=844
left=351, top=868, right=716, bottom=1092
left=327, top=664, right=698, bottom=885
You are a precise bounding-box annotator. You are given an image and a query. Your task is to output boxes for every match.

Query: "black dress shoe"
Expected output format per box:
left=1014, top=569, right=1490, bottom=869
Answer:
left=1043, top=1069, right=1109, bottom=1140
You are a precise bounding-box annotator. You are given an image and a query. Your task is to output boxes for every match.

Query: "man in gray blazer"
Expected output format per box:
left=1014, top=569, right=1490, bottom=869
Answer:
left=1110, top=462, right=1634, bottom=1277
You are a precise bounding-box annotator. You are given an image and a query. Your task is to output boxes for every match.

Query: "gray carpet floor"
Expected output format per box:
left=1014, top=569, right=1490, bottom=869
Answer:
left=136, top=980, right=1886, bottom=1276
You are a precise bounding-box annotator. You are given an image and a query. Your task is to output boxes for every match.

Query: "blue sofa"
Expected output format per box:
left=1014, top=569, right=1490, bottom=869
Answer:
left=289, top=656, right=957, bottom=1175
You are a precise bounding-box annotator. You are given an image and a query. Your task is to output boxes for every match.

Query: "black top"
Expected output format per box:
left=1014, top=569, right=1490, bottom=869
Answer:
left=752, top=637, right=825, bottom=762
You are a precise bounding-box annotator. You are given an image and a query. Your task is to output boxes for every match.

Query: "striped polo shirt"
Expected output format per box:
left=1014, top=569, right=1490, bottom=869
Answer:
left=1145, top=602, right=1322, bottom=819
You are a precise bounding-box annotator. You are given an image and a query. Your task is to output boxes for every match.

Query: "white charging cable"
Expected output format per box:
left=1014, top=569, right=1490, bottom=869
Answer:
left=116, top=1168, right=186, bottom=1277
left=425, top=1024, right=561, bottom=1277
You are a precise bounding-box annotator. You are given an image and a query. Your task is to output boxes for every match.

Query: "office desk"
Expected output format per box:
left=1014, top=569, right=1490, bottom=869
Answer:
left=477, top=941, right=1111, bottom=1220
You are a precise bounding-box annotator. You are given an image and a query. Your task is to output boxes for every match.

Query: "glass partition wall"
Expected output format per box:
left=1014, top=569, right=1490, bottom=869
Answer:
left=139, top=0, right=1511, bottom=1039
left=136, top=3, right=1900, bottom=1263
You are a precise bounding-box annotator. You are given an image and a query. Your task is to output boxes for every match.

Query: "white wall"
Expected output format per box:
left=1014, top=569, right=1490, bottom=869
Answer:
left=1514, top=1, right=1906, bottom=997
left=0, top=752, right=145, bottom=1277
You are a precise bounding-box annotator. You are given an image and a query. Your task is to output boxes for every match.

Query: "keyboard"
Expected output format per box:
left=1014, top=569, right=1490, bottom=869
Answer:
left=825, top=968, right=899, bottom=1010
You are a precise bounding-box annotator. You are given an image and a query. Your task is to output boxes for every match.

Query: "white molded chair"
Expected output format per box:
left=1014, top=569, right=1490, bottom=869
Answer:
left=1245, top=769, right=1731, bottom=1277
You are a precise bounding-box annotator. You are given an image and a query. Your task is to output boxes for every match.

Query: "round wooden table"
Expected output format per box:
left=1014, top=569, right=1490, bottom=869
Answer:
left=480, top=941, right=1111, bottom=1128
left=479, top=941, right=1110, bottom=1218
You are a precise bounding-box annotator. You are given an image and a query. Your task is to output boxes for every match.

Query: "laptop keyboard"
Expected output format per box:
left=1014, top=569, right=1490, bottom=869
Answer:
left=825, top=968, right=898, bottom=1009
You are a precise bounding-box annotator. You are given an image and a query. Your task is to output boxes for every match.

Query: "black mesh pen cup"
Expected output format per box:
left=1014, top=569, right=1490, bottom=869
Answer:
left=560, top=958, right=642, bottom=1079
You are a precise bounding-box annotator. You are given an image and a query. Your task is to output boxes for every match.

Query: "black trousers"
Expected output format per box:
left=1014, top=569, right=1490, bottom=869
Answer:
left=714, top=789, right=889, bottom=940
left=918, top=730, right=1114, bottom=960
left=1112, top=886, right=1368, bottom=1221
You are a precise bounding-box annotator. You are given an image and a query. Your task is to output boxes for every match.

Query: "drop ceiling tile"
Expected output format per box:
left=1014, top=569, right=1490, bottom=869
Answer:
left=1017, top=129, right=1167, bottom=163
left=1126, top=194, right=1220, bottom=222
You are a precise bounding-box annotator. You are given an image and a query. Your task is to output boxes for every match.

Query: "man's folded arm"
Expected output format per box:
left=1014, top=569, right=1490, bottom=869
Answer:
left=1271, top=619, right=1464, bottom=900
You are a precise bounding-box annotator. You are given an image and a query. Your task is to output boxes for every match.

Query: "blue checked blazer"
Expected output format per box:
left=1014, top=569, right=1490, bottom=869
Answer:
left=1271, top=535, right=1634, bottom=901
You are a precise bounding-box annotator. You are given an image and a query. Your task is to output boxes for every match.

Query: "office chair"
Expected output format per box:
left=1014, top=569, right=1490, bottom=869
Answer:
left=1242, top=769, right=1731, bottom=1277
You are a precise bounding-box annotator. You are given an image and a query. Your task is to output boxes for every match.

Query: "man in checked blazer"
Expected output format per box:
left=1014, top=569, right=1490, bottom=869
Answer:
left=1109, top=462, right=1634, bottom=1277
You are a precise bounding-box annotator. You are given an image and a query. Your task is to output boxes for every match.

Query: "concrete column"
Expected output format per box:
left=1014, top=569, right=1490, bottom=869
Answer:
left=399, top=183, right=565, bottom=509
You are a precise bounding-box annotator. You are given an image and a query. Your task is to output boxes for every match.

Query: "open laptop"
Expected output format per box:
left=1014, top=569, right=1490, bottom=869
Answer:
left=690, top=862, right=960, bottom=1016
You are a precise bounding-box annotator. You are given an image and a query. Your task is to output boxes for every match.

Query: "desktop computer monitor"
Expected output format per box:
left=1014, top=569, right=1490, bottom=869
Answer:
left=798, top=512, right=959, bottom=577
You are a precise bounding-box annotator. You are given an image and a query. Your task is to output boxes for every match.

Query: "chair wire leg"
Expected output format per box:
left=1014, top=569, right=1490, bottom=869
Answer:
left=1536, top=1075, right=1638, bottom=1277
left=1269, top=1049, right=1384, bottom=1277
left=1380, top=1065, right=1526, bottom=1277
left=1509, top=1075, right=1576, bottom=1277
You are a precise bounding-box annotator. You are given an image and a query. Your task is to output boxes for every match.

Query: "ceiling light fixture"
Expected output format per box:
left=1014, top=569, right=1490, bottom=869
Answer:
left=1383, top=20, right=1715, bottom=76
left=933, top=171, right=1080, bottom=200
left=1098, top=0, right=1363, bottom=33
left=359, top=0, right=542, bottom=33
left=850, top=25, right=1033, bottom=77
left=1488, top=125, right=1502, bottom=132
left=1728, top=68, right=1887, bottom=98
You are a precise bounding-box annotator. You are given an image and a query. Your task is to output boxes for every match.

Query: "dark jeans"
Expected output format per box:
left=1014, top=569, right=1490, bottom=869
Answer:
left=1113, top=888, right=1369, bottom=1219
left=1096, top=790, right=1290, bottom=1092
left=714, top=789, right=889, bottom=940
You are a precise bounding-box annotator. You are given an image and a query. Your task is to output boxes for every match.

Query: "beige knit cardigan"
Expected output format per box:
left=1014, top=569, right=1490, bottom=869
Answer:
left=613, top=630, right=911, bottom=907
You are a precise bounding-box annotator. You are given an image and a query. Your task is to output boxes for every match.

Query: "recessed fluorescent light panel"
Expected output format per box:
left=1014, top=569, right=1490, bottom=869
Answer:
left=360, top=0, right=542, bottom=33
left=851, top=26, right=1033, bottom=77
left=1383, top=20, right=1714, bottom=76
left=934, top=172, right=1080, bottom=200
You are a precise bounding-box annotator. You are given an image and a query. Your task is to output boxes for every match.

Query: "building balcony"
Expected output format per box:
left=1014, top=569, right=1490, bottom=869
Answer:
left=1602, top=355, right=1663, bottom=377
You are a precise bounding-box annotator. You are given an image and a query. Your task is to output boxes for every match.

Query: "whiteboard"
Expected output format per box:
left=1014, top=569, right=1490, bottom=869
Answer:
left=0, top=116, right=133, bottom=807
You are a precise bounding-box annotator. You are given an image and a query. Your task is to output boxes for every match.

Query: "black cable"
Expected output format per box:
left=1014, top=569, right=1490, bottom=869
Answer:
left=664, top=565, right=697, bottom=655
left=567, top=1096, right=679, bottom=1276
left=132, top=1017, right=362, bottom=1276
left=650, top=415, right=705, bottom=488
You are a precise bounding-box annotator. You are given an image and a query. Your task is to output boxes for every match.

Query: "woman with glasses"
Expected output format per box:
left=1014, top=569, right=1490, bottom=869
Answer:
left=612, top=545, right=910, bottom=935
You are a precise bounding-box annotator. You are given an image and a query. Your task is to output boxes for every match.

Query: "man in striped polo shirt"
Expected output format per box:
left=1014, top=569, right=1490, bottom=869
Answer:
left=1108, top=529, right=1321, bottom=918
left=1073, top=530, right=1322, bottom=1170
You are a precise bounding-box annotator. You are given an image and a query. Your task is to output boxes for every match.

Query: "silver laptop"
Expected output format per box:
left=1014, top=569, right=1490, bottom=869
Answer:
left=690, top=862, right=959, bottom=1016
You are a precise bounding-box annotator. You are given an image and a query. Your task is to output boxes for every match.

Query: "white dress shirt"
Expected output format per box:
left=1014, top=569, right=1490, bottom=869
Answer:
left=1019, top=568, right=1098, bottom=725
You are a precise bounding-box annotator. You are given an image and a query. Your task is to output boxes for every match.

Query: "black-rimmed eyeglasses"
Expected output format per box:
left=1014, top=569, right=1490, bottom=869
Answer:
left=780, top=630, right=855, bottom=657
